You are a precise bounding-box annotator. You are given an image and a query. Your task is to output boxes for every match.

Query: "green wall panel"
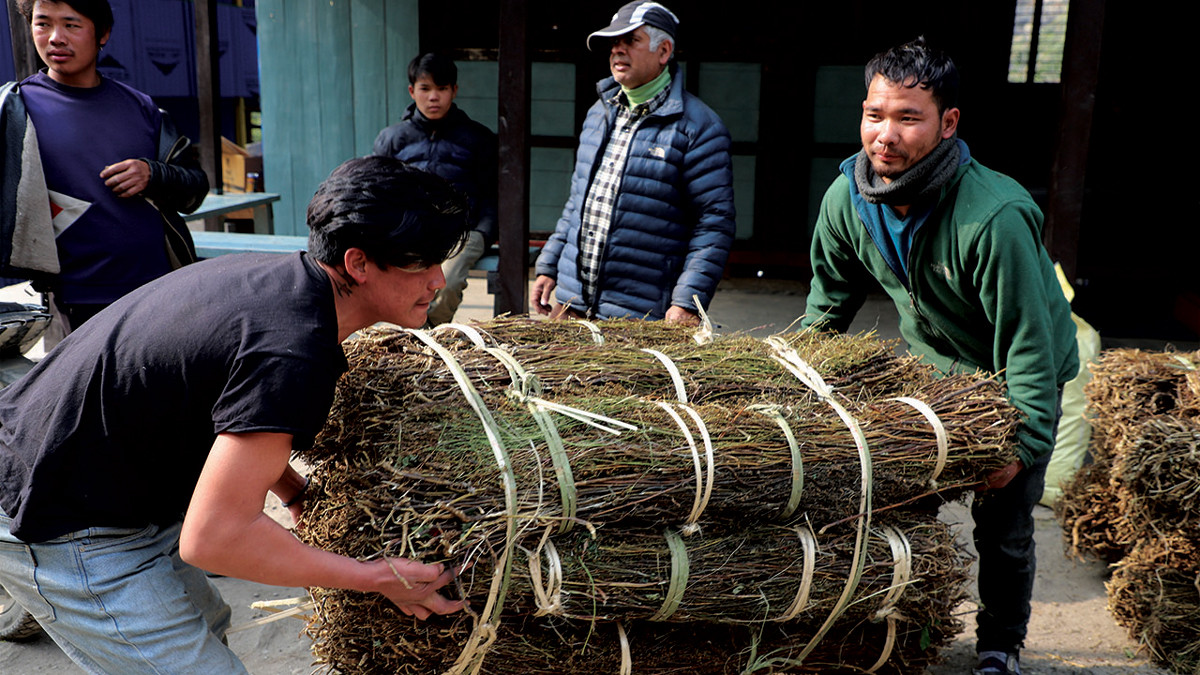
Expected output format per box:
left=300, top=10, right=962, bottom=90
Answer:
left=256, top=0, right=418, bottom=235
left=455, top=61, right=499, bottom=133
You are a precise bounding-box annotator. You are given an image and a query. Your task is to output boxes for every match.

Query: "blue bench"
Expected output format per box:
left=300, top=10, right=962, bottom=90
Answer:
left=189, top=232, right=505, bottom=276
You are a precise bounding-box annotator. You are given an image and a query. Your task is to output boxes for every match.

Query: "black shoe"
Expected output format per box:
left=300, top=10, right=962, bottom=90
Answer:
left=973, top=651, right=1020, bottom=675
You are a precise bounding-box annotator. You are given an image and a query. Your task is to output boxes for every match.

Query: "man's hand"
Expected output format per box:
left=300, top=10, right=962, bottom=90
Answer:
left=531, top=275, right=557, bottom=315
left=979, top=459, right=1025, bottom=491
left=101, top=159, right=151, bottom=198
left=369, top=558, right=466, bottom=619
left=665, top=305, right=700, bottom=327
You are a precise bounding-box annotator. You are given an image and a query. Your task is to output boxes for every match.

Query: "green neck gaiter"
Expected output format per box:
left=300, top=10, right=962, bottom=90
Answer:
left=622, top=67, right=671, bottom=107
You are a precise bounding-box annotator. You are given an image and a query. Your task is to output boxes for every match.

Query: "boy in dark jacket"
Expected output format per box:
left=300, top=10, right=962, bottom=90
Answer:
left=373, top=53, right=497, bottom=326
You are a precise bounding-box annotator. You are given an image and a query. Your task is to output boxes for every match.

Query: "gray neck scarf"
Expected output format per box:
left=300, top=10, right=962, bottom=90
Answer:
left=854, top=136, right=960, bottom=206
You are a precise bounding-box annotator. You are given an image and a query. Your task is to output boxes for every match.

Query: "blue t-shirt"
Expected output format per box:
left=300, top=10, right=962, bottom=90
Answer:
left=20, top=72, right=173, bottom=304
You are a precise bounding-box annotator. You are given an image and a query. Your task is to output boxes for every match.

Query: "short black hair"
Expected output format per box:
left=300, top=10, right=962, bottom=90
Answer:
left=19, top=0, right=114, bottom=45
left=865, top=36, right=959, bottom=113
left=306, top=156, right=469, bottom=270
left=407, top=53, right=457, bottom=87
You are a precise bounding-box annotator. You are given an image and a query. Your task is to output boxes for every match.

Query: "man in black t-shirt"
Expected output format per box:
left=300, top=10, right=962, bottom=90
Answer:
left=0, top=156, right=470, bottom=673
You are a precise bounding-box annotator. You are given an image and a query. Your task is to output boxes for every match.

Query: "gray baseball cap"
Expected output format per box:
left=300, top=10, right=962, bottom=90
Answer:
left=587, top=1, right=679, bottom=51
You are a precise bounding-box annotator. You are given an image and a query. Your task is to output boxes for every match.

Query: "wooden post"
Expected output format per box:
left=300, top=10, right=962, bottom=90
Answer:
left=194, top=0, right=223, bottom=231
left=7, top=2, right=40, bottom=79
left=1044, top=0, right=1105, bottom=282
left=495, top=0, right=531, bottom=315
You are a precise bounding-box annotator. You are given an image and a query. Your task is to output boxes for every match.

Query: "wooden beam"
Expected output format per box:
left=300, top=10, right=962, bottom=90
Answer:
left=7, top=2, right=39, bottom=79
left=495, top=0, right=530, bottom=315
left=1044, top=0, right=1106, bottom=282
left=194, top=0, right=223, bottom=231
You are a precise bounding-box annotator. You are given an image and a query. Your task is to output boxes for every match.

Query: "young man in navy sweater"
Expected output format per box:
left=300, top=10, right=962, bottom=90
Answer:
left=9, top=0, right=207, bottom=344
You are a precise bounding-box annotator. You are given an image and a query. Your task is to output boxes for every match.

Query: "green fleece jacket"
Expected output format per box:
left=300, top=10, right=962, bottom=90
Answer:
left=802, top=155, right=1078, bottom=467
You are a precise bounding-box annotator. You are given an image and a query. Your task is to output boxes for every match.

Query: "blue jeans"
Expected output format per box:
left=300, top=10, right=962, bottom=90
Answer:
left=0, top=508, right=247, bottom=674
left=971, top=397, right=1060, bottom=654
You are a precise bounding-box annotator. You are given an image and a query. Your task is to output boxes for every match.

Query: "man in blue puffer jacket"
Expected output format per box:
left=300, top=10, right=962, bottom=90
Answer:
left=532, top=1, right=735, bottom=325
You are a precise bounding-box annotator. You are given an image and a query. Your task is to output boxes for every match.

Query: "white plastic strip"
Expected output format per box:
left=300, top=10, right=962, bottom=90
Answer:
left=775, top=525, right=818, bottom=622
left=406, top=329, right=517, bottom=675
left=654, top=401, right=708, bottom=529
left=576, top=319, right=605, bottom=345
left=890, top=396, right=949, bottom=486
left=433, top=322, right=490, bottom=349
left=642, top=348, right=689, bottom=404
left=525, top=528, right=564, bottom=617
left=866, top=526, right=913, bottom=673
left=764, top=336, right=873, bottom=663
left=676, top=404, right=715, bottom=535
left=749, top=404, right=805, bottom=521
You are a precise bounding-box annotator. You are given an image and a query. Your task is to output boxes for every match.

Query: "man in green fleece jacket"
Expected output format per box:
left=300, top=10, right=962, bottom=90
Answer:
left=801, top=37, right=1078, bottom=675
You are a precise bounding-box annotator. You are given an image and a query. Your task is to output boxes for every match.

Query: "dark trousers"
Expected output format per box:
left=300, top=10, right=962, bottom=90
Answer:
left=971, top=393, right=1061, bottom=654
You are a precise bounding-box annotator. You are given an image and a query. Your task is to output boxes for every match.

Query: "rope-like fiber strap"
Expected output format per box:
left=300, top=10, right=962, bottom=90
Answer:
left=889, top=396, right=949, bottom=487
left=653, top=401, right=715, bottom=532
left=641, top=348, right=689, bottom=404
left=575, top=319, right=605, bottom=345
left=764, top=336, right=873, bottom=663
left=486, top=347, right=576, bottom=532
left=405, top=329, right=517, bottom=675
left=431, top=322, right=490, bottom=349
left=648, top=529, right=690, bottom=621
left=775, top=525, right=818, bottom=622
left=866, top=526, right=913, bottom=673
left=523, top=526, right=563, bottom=616
left=748, top=404, right=805, bottom=521
left=617, top=622, right=632, bottom=675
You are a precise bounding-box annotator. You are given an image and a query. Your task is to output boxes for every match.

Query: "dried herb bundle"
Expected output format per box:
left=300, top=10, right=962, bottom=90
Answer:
left=305, top=515, right=969, bottom=674
left=297, top=320, right=1014, bottom=673
left=1107, top=533, right=1200, bottom=675
left=1056, top=348, right=1200, bottom=672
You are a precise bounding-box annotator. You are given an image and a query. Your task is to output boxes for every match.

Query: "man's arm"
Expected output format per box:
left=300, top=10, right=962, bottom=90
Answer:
left=136, top=110, right=209, bottom=214
left=181, top=432, right=465, bottom=619
left=800, top=178, right=871, bottom=333
left=670, top=113, right=735, bottom=315
left=975, top=204, right=1077, bottom=471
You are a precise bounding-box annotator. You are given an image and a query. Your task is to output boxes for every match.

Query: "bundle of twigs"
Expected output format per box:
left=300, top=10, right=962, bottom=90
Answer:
left=304, top=514, right=969, bottom=674
left=1112, top=416, right=1200, bottom=532
left=297, top=320, right=1016, bottom=673
left=1053, top=461, right=1133, bottom=564
left=1054, top=348, right=1200, bottom=673
left=301, top=383, right=1014, bottom=566
left=1106, top=532, right=1200, bottom=675
left=1057, top=349, right=1200, bottom=561
left=317, top=325, right=930, bottom=440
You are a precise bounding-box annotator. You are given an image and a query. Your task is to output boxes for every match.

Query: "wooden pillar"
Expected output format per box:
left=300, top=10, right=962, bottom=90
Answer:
left=195, top=0, right=223, bottom=231
left=7, top=3, right=39, bottom=79
left=495, top=0, right=531, bottom=315
left=1044, top=0, right=1105, bottom=282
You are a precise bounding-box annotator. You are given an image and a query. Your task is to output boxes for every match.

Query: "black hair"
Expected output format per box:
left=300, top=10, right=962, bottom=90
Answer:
left=306, top=156, right=469, bottom=270
left=19, top=0, right=113, bottom=45
left=407, top=53, right=458, bottom=87
left=864, top=36, right=959, bottom=113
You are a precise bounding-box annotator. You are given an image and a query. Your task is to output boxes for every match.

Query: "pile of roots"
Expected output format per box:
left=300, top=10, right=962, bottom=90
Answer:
left=1055, top=348, right=1200, bottom=673
left=296, top=317, right=1022, bottom=674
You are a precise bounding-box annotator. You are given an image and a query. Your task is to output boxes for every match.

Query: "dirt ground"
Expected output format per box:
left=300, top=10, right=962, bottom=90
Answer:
left=0, top=279, right=1177, bottom=674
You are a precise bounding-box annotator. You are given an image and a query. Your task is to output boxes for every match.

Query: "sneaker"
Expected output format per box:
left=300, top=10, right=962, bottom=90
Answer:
left=973, top=651, right=1020, bottom=675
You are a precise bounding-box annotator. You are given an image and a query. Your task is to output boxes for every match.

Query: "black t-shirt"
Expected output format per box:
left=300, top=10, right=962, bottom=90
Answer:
left=0, top=252, right=347, bottom=542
